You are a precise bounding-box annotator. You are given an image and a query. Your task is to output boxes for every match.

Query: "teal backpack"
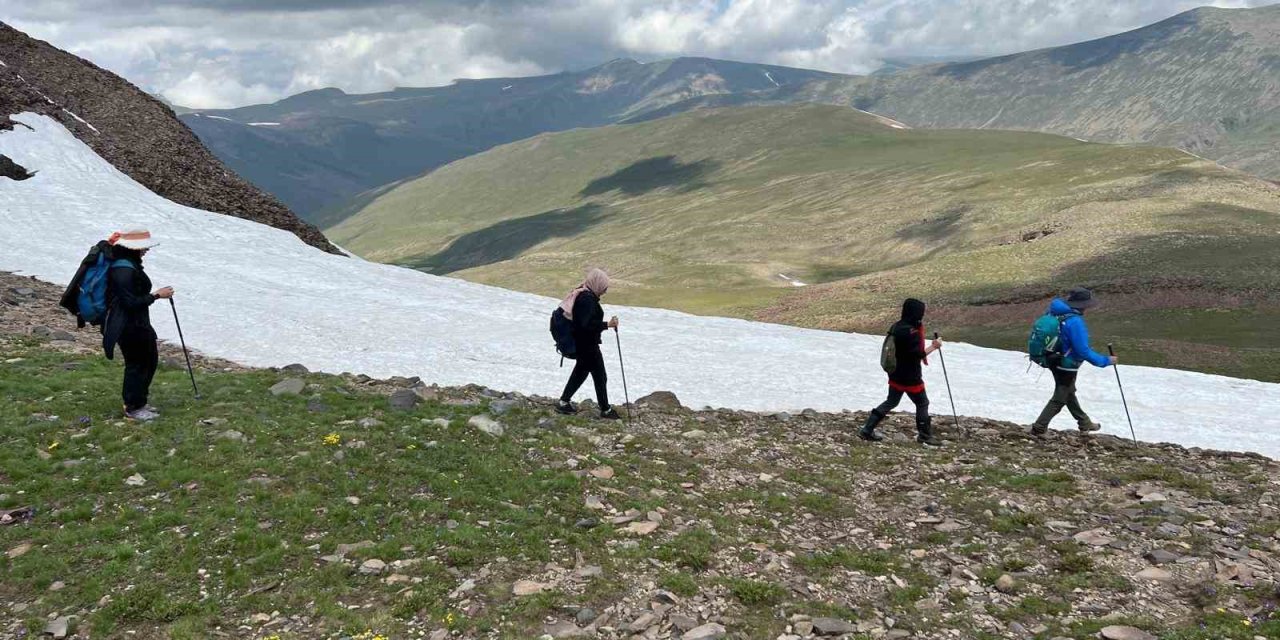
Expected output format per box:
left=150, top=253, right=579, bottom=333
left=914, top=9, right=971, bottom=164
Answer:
left=1027, top=314, right=1066, bottom=368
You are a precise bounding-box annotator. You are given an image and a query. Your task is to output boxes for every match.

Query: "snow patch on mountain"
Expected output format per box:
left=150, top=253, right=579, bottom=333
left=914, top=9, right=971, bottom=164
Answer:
left=2, top=113, right=1279, bottom=456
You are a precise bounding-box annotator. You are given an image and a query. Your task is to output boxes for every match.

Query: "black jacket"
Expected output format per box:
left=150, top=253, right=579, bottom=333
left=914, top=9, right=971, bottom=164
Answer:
left=570, top=290, right=608, bottom=350
left=888, top=298, right=927, bottom=388
left=102, top=253, right=155, bottom=360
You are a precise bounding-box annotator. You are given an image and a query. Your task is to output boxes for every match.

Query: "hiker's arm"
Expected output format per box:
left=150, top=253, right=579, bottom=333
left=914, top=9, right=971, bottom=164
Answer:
left=109, top=267, right=156, bottom=310
left=925, top=336, right=942, bottom=356
left=1068, top=318, right=1111, bottom=368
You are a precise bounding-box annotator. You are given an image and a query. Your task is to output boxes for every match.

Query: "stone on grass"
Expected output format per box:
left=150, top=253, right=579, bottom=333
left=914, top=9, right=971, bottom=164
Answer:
left=683, top=623, right=726, bottom=640
left=469, top=414, right=505, bottom=437
left=637, top=391, right=683, bottom=410
left=281, top=363, right=309, bottom=374
left=44, top=616, right=71, bottom=639
left=513, top=579, right=549, bottom=596
left=1073, top=529, right=1114, bottom=546
left=1136, top=567, right=1175, bottom=582
left=1100, top=626, right=1157, bottom=640
left=124, top=473, right=146, bottom=487
left=489, top=398, right=520, bottom=415
left=1145, top=549, right=1180, bottom=565
left=269, top=378, right=306, bottom=396
left=812, top=617, right=856, bottom=636
left=995, top=574, right=1018, bottom=593
left=543, top=620, right=589, bottom=638
left=627, top=521, right=659, bottom=535
left=7, top=542, right=33, bottom=559
left=389, top=389, right=420, bottom=410
left=357, top=417, right=384, bottom=429
left=359, top=559, right=387, bottom=575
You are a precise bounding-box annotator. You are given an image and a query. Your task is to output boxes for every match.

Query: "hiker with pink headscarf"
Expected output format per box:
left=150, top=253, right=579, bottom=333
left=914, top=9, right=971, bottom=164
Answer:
left=556, top=268, right=621, bottom=420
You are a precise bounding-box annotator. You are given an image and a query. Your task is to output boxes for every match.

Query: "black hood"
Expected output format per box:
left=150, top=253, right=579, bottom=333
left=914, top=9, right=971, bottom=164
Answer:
left=900, top=298, right=926, bottom=325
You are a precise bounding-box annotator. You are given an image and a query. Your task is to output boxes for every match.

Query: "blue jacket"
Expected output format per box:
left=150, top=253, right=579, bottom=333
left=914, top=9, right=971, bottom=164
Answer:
left=1048, top=298, right=1111, bottom=370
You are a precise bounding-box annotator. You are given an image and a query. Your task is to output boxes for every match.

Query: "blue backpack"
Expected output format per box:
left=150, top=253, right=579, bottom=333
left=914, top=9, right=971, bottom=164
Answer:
left=77, top=252, right=133, bottom=326
left=1027, top=313, right=1066, bottom=368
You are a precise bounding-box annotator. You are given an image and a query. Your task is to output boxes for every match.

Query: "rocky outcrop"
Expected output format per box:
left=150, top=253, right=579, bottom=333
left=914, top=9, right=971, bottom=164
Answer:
left=0, top=152, right=30, bottom=180
left=0, top=22, right=337, bottom=253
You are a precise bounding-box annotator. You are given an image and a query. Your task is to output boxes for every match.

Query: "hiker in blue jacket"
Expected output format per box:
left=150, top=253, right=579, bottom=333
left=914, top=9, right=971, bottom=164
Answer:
left=1031, top=287, right=1117, bottom=437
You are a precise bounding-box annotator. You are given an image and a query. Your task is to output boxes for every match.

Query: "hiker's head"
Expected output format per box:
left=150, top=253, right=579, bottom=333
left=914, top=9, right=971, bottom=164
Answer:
left=584, top=268, right=610, bottom=296
left=109, top=228, right=158, bottom=258
left=901, top=298, right=926, bottom=325
left=1065, top=287, right=1098, bottom=313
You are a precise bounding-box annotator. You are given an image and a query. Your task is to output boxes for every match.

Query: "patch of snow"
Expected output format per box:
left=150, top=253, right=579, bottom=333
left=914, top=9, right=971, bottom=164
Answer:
left=979, top=106, right=1005, bottom=129
left=763, top=71, right=780, bottom=87
left=0, top=59, right=7, bottom=67
left=60, top=109, right=100, bottom=135
left=247, top=122, right=281, bottom=127
left=850, top=106, right=909, bottom=130
left=777, top=274, right=807, bottom=287
left=3, top=112, right=1280, bottom=457
left=502, top=85, right=513, bottom=91
left=204, top=115, right=234, bottom=122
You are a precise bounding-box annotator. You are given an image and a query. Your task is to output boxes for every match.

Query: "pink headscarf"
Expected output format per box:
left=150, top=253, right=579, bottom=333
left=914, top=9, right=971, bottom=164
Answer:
left=559, top=268, right=610, bottom=319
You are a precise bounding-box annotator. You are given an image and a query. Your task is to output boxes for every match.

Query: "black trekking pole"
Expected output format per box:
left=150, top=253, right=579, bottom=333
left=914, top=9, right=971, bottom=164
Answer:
left=934, top=333, right=962, bottom=435
left=613, top=327, right=634, bottom=426
left=169, top=298, right=200, bottom=399
left=1108, top=344, right=1136, bottom=443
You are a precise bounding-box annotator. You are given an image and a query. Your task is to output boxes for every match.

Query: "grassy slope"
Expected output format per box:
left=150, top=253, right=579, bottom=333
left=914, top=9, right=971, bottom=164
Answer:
left=5, top=338, right=1280, bottom=640
left=330, top=105, right=1280, bottom=380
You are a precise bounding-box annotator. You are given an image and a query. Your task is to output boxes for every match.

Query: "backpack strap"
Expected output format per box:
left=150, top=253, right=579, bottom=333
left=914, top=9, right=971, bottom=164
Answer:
left=110, top=259, right=136, bottom=270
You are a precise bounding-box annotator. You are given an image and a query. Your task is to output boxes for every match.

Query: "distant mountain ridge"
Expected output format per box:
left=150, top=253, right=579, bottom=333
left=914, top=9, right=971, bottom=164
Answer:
left=0, top=22, right=335, bottom=253
left=180, top=58, right=845, bottom=223
left=792, top=4, right=1280, bottom=180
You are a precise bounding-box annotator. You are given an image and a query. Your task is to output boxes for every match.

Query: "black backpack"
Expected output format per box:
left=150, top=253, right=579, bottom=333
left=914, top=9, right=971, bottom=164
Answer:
left=549, top=307, right=577, bottom=363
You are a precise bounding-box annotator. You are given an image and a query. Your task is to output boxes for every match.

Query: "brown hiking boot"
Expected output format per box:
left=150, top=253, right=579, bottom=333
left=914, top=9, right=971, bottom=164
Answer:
left=1078, top=421, right=1101, bottom=433
left=1030, top=423, right=1049, bottom=438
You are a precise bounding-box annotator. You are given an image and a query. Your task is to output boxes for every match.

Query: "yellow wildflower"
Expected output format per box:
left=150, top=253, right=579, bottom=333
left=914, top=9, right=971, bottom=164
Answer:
left=47, top=441, right=60, bottom=451
left=323, top=433, right=341, bottom=446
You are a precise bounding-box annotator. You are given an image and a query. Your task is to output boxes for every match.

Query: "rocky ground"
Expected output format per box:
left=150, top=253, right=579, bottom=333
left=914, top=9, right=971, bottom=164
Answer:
left=3, top=272, right=1280, bottom=640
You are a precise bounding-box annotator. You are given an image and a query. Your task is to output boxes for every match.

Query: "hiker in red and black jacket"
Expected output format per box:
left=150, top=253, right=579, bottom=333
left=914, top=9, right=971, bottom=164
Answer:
left=860, top=298, right=943, bottom=446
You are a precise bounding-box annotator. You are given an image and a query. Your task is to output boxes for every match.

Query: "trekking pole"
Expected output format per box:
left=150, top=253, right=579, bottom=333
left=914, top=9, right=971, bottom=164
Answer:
left=613, top=327, right=634, bottom=426
left=169, top=298, right=200, bottom=399
left=1108, top=344, right=1136, bottom=443
left=934, top=333, right=962, bottom=435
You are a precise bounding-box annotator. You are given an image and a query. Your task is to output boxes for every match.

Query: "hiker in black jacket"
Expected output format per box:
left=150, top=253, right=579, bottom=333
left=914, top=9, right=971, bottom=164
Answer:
left=103, top=230, right=172, bottom=422
left=860, top=298, right=943, bottom=446
left=556, top=269, right=621, bottom=420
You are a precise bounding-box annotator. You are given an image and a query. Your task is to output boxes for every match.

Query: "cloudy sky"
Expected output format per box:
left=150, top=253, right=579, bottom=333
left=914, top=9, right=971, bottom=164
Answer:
left=3, top=0, right=1271, bottom=108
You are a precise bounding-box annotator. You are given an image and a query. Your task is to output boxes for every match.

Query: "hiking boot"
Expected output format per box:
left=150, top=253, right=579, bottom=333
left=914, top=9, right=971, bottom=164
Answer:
left=916, top=417, right=943, bottom=448
left=599, top=406, right=622, bottom=421
left=143, top=404, right=160, bottom=415
left=1077, top=421, right=1101, bottom=433
left=858, top=411, right=884, bottom=442
left=1030, top=423, right=1049, bottom=438
left=124, top=407, right=159, bottom=422
left=555, top=400, right=578, bottom=415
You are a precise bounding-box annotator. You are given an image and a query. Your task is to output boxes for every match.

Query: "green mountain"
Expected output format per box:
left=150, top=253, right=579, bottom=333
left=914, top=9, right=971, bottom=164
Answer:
left=790, top=4, right=1280, bottom=181
left=179, top=58, right=845, bottom=223
left=330, top=104, right=1280, bottom=381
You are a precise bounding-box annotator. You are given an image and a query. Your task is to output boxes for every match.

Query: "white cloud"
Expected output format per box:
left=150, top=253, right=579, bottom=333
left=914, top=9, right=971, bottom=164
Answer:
left=5, top=0, right=1274, bottom=107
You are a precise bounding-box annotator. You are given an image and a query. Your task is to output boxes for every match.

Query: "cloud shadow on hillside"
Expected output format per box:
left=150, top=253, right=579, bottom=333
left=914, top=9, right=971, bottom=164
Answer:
left=407, top=203, right=610, bottom=274
left=579, top=156, right=719, bottom=197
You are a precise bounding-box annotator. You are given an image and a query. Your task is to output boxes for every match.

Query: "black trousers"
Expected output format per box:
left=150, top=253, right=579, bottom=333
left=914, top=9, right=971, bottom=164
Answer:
left=1035, top=367, right=1092, bottom=427
left=873, top=387, right=930, bottom=423
left=561, top=346, right=609, bottom=408
left=118, top=327, right=158, bottom=411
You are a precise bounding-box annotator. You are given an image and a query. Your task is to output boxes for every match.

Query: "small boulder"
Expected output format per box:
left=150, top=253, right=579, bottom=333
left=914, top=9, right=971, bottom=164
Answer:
left=812, top=618, right=856, bottom=636
left=1100, top=626, right=1157, bottom=640
left=543, top=620, right=589, bottom=638
left=469, top=414, right=505, bottom=437
left=124, top=473, right=146, bottom=487
left=389, top=389, right=420, bottom=410
left=43, top=616, right=72, bottom=639
left=637, top=391, right=683, bottom=411
left=489, top=398, right=520, bottom=415
left=513, top=579, right=549, bottom=596
left=1136, top=567, right=1174, bottom=582
left=269, top=378, right=306, bottom=396
left=995, top=574, right=1018, bottom=593
left=359, top=559, right=387, bottom=575
left=1145, top=549, right=1180, bottom=565
left=281, top=363, right=309, bottom=374
left=683, top=623, right=727, bottom=640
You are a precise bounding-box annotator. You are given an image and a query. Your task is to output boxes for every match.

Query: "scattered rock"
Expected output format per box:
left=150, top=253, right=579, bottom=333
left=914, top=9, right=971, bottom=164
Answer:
left=1100, top=626, right=1157, bottom=640
left=218, top=430, right=245, bottom=442
left=43, top=616, right=71, bottom=639
left=389, top=389, right=420, bottom=410
left=335, top=540, right=374, bottom=557
left=812, top=618, right=856, bottom=636
left=281, top=363, right=309, bottom=374
left=995, top=573, right=1018, bottom=593
left=124, top=473, right=146, bottom=487
left=513, top=579, right=549, bottom=596
left=637, top=390, right=682, bottom=410
left=683, top=623, right=727, bottom=640
left=575, top=608, right=597, bottom=625
left=358, top=559, right=387, bottom=575
left=1145, top=549, right=1180, bottom=565
left=357, top=417, right=384, bottom=428
left=681, top=429, right=709, bottom=440
left=629, top=612, right=659, bottom=632
left=1073, top=529, right=1114, bottom=546
left=543, top=620, right=589, bottom=638
left=469, top=414, right=505, bottom=437
left=627, top=521, right=659, bottom=536
left=1136, top=567, right=1175, bottom=582
left=489, top=398, right=520, bottom=415
left=7, top=542, right=33, bottom=558
left=589, top=466, right=615, bottom=480
left=269, top=378, right=306, bottom=396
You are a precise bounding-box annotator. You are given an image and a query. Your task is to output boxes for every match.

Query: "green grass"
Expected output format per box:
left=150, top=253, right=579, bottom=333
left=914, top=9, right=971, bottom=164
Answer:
left=328, top=104, right=1280, bottom=381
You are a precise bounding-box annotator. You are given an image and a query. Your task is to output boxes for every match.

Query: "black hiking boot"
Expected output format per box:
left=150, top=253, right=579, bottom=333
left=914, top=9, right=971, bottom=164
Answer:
left=556, top=399, right=578, bottom=415
left=599, top=405, right=622, bottom=421
left=916, top=417, right=943, bottom=448
left=1030, top=423, right=1049, bottom=438
left=1077, top=421, right=1101, bottom=434
left=858, top=411, right=885, bottom=442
